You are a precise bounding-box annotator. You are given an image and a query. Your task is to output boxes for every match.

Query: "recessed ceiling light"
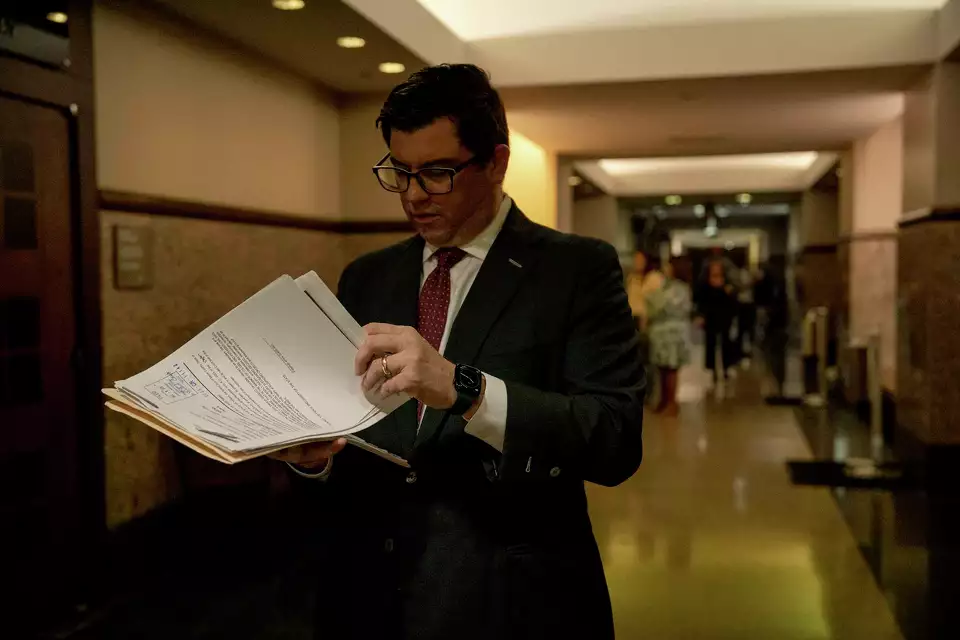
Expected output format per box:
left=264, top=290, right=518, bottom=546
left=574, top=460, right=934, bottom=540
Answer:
left=337, top=36, right=366, bottom=49
left=694, top=204, right=706, bottom=218
left=379, top=62, right=406, bottom=74
left=736, top=193, right=753, bottom=205
left=272, top=0, right=305, bottom=10
left=725, top=241, right=736, bottom=250
left=568, top=175, right=583, bottom=187
left=665, top=195, right=682, bottom=206
left=46, top=12, right=68, bottom=23
left=716, top=206, right=730, bottom=218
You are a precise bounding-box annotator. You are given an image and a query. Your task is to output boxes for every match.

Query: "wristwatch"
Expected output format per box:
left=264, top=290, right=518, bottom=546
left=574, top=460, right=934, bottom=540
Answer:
left=449, top=364, right=483, bottom=415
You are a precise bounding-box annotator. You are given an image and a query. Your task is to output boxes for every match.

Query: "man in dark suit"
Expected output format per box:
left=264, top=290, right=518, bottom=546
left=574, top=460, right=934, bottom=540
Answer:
left=271, top=64, right=644, bottom=640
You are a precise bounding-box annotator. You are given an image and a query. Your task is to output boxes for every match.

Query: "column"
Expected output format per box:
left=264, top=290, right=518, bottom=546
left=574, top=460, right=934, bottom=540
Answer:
left=898, top=61, right=960, bottom=449
left=844, top=119, right=902, bottom=394
left=797, top=183, right=841, bottom=316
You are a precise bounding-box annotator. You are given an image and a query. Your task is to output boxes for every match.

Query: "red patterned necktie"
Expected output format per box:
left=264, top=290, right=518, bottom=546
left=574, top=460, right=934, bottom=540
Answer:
left=417, top=247, right=466, bottom=419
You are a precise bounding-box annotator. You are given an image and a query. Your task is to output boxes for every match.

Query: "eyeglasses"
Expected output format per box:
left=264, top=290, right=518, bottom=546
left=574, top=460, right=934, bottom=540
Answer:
left=372, top=153, right=482, bottom=195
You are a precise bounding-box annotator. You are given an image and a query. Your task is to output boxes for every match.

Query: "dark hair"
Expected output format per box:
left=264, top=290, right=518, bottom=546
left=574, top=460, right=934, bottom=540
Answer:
left=670, top=256, right=693, bottom=284
left=377, top=64, right=509, bottom=163
left=646, top=255, right=662, bottom=274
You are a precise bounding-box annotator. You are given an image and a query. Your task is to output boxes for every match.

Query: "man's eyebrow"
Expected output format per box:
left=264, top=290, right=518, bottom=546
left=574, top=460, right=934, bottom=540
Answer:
left=390, top=156, right=462, bottom=169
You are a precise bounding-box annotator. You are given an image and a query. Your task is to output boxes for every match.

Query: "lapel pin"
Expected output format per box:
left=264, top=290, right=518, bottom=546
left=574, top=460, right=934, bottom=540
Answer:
left=508, top=258, right=523, bottom=269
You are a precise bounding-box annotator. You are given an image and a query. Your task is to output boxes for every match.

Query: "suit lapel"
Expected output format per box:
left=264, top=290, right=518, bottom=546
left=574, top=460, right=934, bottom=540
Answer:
left=413, top=206, right=544, bottom=453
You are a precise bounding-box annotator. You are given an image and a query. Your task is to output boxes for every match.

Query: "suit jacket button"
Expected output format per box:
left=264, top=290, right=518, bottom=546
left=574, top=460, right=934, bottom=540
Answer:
left=549, top=466, right=561, bottom=478
left=406, top=471, right=418, bottom=484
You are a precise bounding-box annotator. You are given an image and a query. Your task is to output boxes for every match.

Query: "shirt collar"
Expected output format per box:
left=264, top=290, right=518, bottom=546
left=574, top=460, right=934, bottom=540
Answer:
left=423, top=194, right=513, bottom=264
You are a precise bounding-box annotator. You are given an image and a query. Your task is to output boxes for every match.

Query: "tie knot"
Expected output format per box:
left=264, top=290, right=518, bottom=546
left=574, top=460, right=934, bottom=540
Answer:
left=433, top=247, right=466, bottom=270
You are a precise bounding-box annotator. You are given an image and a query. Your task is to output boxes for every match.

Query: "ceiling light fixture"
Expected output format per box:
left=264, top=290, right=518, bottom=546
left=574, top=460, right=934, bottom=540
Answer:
left=736, top=193, right=753, bottom=205
left=46, top=12, right=68, bottom=23
left=665, top=195, right=682, bottom=206
left=694, top=204, right=706, bottom=218
left=716, top=207, right=730, bottom=218
left=337, top=36, right=366, bottom=49
left=379, top=62, right=406, bottom=74
left=272, top=0, right=305, bottom=10
left=568, top=175, right=583, bottom=187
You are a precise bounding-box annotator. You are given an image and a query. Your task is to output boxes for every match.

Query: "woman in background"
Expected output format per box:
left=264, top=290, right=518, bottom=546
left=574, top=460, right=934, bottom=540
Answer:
left=627, top=250, right=664, bottom=332
left=628, top=250, right=665, bottom=404
left=647, top=256, right=693, bottom=416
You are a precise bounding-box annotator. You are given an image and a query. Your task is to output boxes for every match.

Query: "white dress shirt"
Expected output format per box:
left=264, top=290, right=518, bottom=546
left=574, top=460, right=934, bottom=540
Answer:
left=291, top=196, right=513, bottom=479
left=421, top=195, right=512, bottom=453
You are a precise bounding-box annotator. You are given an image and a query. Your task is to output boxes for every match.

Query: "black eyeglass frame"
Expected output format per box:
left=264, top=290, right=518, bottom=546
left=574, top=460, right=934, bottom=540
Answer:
left=372, top=153, right=485, bottom=195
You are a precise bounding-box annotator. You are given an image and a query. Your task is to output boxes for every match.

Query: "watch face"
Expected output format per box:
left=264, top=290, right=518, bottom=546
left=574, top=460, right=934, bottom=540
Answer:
left=456, top=366, right=482, bottom=393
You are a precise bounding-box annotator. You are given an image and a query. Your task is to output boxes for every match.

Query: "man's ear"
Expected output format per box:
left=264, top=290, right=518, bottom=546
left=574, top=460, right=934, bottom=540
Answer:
left=490, top=144, right=511, bottom=185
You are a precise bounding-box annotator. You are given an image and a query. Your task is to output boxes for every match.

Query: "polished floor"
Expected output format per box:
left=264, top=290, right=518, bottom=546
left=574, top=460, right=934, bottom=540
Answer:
left=588, top=355, right=905, bottom=640
left=51, top=350, right=913, bottom=639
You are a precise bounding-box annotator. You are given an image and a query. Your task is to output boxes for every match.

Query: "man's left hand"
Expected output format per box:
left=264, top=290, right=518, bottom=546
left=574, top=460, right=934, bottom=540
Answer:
left=355, top=323, right=456, bottom=410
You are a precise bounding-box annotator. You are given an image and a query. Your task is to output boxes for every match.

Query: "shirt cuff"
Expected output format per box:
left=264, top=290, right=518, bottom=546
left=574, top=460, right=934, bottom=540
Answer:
left=463, top=374, right=507, bottom=452
left=286, top=456, right=334, bottom=480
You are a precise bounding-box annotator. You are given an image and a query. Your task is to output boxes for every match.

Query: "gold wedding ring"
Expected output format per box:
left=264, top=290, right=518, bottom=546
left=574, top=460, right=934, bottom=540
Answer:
left=381, top=354, right=393, bottom=379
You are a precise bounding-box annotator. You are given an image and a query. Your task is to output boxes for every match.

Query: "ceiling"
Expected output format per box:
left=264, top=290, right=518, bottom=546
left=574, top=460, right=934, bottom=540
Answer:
left=576, top=152, right=837, bottom=197
left=148, top=0, right=425, bottom=92
left=501, top=67, right=920, bottom=158
left=418, top=0, right=948, bottom=41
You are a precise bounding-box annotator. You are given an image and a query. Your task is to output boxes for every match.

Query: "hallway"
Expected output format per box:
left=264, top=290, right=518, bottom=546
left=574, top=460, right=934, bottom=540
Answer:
left=588, top=357, right=904, bottom=640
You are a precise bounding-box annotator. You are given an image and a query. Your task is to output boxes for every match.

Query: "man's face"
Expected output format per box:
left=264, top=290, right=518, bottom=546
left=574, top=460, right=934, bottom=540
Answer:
left=388, top=118, right=505, bottom=246
left=708, top=262, right=725, bottom=287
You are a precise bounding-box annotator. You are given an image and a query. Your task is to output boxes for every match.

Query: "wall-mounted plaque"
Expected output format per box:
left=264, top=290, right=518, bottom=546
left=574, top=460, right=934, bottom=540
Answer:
left=113, top=225, right=153, bottom=290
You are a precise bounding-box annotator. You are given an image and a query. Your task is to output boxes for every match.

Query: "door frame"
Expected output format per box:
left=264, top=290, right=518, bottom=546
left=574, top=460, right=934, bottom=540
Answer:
left=0, top=0, right=104, bottom=571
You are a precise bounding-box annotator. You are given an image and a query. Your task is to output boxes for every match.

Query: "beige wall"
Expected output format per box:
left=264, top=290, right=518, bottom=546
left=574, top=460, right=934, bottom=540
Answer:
left=93, top=4, right=341, bottom=218
left=800, top=188, right=839, bottom=246
left=503, top=131, right=557, bottom=228
left=573, top=194, right=621, bottom=247
left=902, top=63, right=960, bottom=213
left=846, top=119, right=903, bottom=391
left=838, top=151, right=854, bottom=238
left=935, top=62, right=960, bottom=207
left=850, top=119, right=903, bottom=232
left=941, top=0, right=960, bottom=57
left=339, top=94, right=405, bottom=220
left=902, top=71, right=937, bottom=213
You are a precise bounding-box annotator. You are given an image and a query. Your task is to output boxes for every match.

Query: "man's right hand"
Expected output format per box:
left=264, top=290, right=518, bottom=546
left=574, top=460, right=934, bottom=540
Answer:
left=268, top=438, right=347, bottom=469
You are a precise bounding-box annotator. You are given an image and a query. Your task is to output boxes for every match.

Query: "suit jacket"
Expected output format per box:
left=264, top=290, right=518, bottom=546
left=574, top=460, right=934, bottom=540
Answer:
left=302, top=205, right=645, bottom=640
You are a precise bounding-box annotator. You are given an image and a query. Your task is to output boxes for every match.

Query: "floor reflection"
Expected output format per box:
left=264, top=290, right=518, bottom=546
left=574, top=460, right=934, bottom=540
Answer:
left=588, top=350, right=904, bottom=639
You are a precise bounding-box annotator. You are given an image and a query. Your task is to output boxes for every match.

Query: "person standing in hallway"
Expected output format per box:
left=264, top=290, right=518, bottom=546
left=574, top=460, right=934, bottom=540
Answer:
left=628, top=250, right=664, bottom=332
left=695, top=259, right=739, bottom=386
left=754, top=258, right=790, bottom=398
left=646, top=256, right=693, bottom=416
left=270, top=64, right=645, bottom=640
left=628, top=251, right=664, bottom=404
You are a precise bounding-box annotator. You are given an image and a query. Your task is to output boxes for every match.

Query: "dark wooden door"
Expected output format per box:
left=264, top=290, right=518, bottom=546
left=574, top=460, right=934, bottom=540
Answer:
left=0, top=95, right=81, bottom=620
